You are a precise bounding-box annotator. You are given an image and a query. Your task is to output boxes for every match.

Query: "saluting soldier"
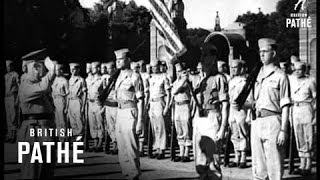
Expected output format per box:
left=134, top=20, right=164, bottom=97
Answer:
left=290, top=62, right=316, bottom=176
left=66, top=63, right=87, bottom=142
left=114, top=48, right=144, bottom=180
left=51, top=63, right=69, bottom=142
left=193, top=44, right=229, bottom=180
left=102, top=61, right=118, bottom=154
left=228, top=59, right=250, bottom=168
left=5, top=60, right=20, bottom=143
left=18, top=49, right=56, bottom=179
left=217, top=60, right=231, bottom=82
left=148, top=60, right=171, bottom=159
left=87, top=61, right=105, bottom=152
left=251, top=38, right=291, bottom=180
left=171, top=63, right=192, bottom=162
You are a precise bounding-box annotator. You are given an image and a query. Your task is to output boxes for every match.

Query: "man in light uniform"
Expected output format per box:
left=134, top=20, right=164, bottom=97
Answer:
left=138, top=59, right=150, bottom=156
left=51, top=63, right=69, bottom=142
left=5, top=60, right=20, bottom=143
left=131, top=61, right=140, bottom=72
left=114, top=48, right=144, bottom=180
left=148, top=60, right=171, bottom=159
left=171, top=63, right=192, bottom=162
left=101, top=62, right=108, bottom=75
left=228, top=59, right=249, bottom=168
left=87, top=61, right=105, bottom=152
left=193, top=44, right=229, bottom=179
left=290, top=62, right=316, bottom=176
left=217, top=60, right=231, bottom=82
left=18, top=49, right=56, bottom=179
left=251, top=38, right=291, bottom=180
left=102, top=61, right=118, bottom=154
left=66, top=63, right=87, bottom=142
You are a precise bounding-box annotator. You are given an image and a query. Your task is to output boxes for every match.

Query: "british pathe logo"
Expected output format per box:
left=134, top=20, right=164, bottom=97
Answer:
left=286, top=0, right=311, bottom=28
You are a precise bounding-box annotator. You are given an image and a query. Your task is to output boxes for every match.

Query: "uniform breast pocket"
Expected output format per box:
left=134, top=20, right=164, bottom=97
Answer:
left=267, top=80, right=280, bottom=100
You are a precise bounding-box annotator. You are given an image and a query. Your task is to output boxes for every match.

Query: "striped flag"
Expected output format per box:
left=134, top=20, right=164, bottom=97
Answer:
left=148, top=0, right=187, bottom=58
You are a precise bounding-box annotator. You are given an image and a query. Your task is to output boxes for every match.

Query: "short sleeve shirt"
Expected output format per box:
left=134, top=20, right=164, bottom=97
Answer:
left=228, top=76, right=246, bottom=107
left=87, top=75, right=105, bottom=100
left=254, top=66, right=291, bottom=112
left=149, top=73, right=171, bottom=99
left=115, top=70, right=144, bottom=102
left=68, top=76, right=87, bottom=99
left=290, top=75, right=316, bottom=103
left=51, top=76, right=69, bottom=97
left=5, top=71, right=19, bottom=96
left=172, top=77, right=191, bottom=102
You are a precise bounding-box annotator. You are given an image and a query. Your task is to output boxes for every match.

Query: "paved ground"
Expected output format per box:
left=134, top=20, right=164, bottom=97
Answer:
left=4, top=142, right=317, bottom=179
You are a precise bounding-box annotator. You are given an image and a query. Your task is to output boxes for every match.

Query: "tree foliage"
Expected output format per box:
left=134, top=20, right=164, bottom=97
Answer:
left=235, top=0, right=299, bottom=62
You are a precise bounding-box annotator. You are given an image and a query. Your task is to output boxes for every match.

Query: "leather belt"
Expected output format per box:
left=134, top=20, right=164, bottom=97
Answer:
left=151, top=97, right=164, bottom=102
left=118, top=101, right=136, bottom=109
left=53, top=95, right=65, bottom=99
left=293, top=101, right=311, bottom=107
left=105, top=100, right=118, bottom=107
left=256, top=109, right=280, bottom=118
left=202, top=103, right=220, bottom=111
left=175, top=100, right=190, bottom=105
left=69, top=97, right=80, bottom=100
left=23, top=113, right=54, bottom=120
left=89, top=99, right=99, bottom=103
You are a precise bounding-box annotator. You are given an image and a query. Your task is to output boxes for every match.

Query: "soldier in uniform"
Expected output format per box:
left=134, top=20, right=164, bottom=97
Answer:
left=279, top=62, right=291, bottom=74
left=131, top=61, right=140, bottom=72
left=18, top=50, right=56, bottom=179
left=5, top=60, right=20, bottom=143
left=192, top=44, right=229, bottom=179
left=171, top=63, right=192, bottom=162
left=251, top=38, right=291, bottom=180
left=228, top=59, right=250, bottom=168
left=146, top=64, right=152, bottom=75
left=66, top=63, right=87, bottom=142
left=113, top=48, right=144, bottom=180
left=290, top=62, right=316, bottom=176
left=21, top=60, right=28, bottom=83
left=51, top=63, right=69, bottom=142
left=102, top=61, right=118, bottom=154
left=148, top=60, right=171, bottom=159
left=217, top=60, right=231, bottom=82
left=101, top=62, right=108, bottom=75
left=87, top=61, right=105, bottom=152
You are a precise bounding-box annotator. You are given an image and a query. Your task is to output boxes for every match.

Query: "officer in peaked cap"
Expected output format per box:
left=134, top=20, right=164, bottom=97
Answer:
left=5, top=59, right=19, bottom=143
left=251, top=38, right=291, bottom=180
left=114, top=48, right=144, bottom=179
left=18, top=49, right=57, bottom=179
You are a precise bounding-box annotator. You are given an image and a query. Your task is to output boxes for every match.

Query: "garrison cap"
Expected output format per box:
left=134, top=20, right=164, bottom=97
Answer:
left=294, top=61, right=306, bottom=70
left=197, top=62, right=202, bottom=68
left=106, top=61, right=115, bottom=68
left=130, top=61, right=139, bottom=69
left=91, top=61, right=101, bottom=67
left=138, top=60, right=145, bottom=65
left=6, top=60, right=14, bottom=67
left=69, top=62, right=80, bottom=68
left=146, top=64, right=151, bottom=69
left=279, top=62, right=288, bottom=68
left=150, top=59, right=160, bottom=67
left=230, top=59, right=242, bottom=66
left=258, top=38, right=276, bottom=49
left=217, top=60, right=226, bottom=67
left=101, top=62, right=108, bottom=67
left=115, top=48, right=130, bottom=59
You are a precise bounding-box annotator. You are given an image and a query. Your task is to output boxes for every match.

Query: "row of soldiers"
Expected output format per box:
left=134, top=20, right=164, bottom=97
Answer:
left=4, top=37, right=316, bottom=179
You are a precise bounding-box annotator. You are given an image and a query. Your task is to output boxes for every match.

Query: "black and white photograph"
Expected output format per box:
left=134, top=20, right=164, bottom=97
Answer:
left=2, top=0, right=317, bottom=179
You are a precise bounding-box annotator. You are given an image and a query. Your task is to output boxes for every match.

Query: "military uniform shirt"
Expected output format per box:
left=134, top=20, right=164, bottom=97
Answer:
left=149, top=74, right=170, bottom=99
left=115, top=70, right=144, bottom=102
left=290, top=76, right=316, bottom=103
left=229, top=76, right=247, bottom=107
left=87, top=75, right=105, bottom=100
left=68, top=76, right=87, bottom=99
left=254, top=66, right=291, bottom=112
left=52, top=77, right=69, bottom=97
left=5, top=71, right=19, bottom=96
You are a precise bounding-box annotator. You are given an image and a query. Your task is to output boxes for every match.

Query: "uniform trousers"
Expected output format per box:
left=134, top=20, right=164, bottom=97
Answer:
left=68, top=99, right=84, bottom=136
left=251, top=115, right=284, bottom=180
left=292, top=104, right=314, bottom=158
left=229, top=108, right=248, bottom=151
left=18, top=119, right=56, bottom=179
left=174, top=103, right=192, bottom=147
left=149, top=100, right=167, bottom=150
left=53, top=97, right=67, bottom=141
left=116, top=107, right=141, bottom=179
left=5, top=95, right=18, bottom=131
left=193, top=110, right=222, bottom=180
left=88, top=101, right=104, bottom=139
left=105, top=105, right=117, bottom=142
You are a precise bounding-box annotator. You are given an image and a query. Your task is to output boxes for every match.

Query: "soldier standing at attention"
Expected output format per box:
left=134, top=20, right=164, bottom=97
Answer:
left=172, top=63, right=192, bottom=162
left=290, top=62, right=316, bottom=176
left=251, top=38, right=291, bottom=180
left=5, top=60, right=20, bottom=143
left=66, top=63, right=87, bottom=142
left=228, top=59, right=249, bottom=168
left=148, top=60, right=171, bottom=159
left=217, top=60, right=231, bottom=82
left=137, top=59, right=150, bottom=156
left=114, top=48, right=144, bottom=180
left=87, top=61, right=105, bottom=152
left=18, top=50, right=56, bottom=179
left=193, top=43, right=229, bottom=180
left=103, top=61, right=118, bottom=154
left=51, top=63, right=69, bottom=142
